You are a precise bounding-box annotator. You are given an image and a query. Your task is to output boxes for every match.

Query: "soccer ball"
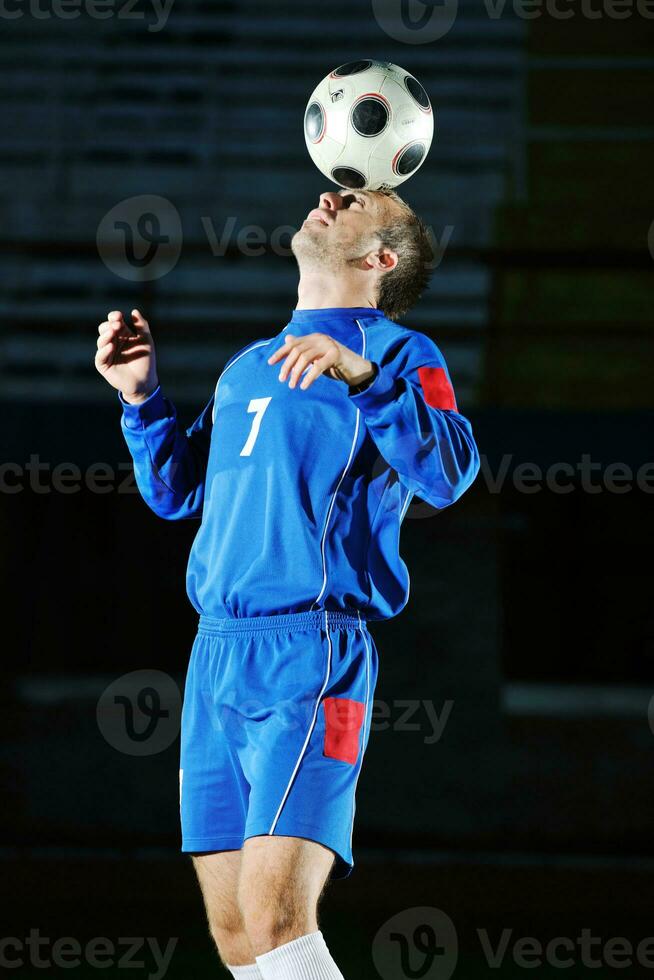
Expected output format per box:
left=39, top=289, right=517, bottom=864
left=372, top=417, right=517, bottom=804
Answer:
left=303, top=60, right=434, bottom=191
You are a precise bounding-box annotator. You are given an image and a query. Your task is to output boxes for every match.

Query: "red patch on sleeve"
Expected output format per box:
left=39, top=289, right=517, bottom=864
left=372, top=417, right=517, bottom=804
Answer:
left=323, top=697, right=365, bottom=765
left=417, top=366, right=457, bottom=411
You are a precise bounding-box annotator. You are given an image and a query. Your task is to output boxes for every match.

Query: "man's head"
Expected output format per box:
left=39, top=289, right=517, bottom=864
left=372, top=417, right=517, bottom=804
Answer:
left=291, top=188, right=434, bottom=321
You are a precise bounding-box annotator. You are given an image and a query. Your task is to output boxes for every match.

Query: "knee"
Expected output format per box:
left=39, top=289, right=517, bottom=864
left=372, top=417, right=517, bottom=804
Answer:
left=239, top=889, right=313, bottom=956
left=207, top=908, right=252, bottom=966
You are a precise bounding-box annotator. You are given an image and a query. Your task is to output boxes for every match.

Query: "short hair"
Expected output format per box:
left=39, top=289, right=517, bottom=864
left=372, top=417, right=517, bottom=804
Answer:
left=374, top=188, right=435, bottom=321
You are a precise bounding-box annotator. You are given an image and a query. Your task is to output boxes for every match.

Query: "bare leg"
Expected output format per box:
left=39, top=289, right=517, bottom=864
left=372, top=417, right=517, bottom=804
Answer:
left=238, top=835, right=335, bottom=956
left=192, top=850, right=255, bottom=967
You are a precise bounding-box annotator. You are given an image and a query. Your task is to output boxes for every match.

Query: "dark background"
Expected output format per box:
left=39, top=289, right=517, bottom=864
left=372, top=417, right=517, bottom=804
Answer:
left=1, top=2, right=654, bottom=977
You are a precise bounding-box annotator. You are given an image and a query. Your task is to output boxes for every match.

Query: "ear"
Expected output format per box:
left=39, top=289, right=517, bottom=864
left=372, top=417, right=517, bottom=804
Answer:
left=365, top=246, right=399, bottom=274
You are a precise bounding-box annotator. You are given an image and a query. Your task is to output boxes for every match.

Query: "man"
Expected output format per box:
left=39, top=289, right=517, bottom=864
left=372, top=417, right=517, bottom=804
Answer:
left=95, top=187, right=479, bottom=980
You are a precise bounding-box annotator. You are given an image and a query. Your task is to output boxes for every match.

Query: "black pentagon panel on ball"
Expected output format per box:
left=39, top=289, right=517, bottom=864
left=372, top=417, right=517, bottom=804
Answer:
left=304, top=101, right=325, bottom=142
left=404, top=75, right=431, bottom=110
left=395, top=142, right=426, bottom=176
left=332, top=60, right=373, bottom=77
left=351, top=97, right=389, bottom=137
left=332, top=167, right=366, bottom=189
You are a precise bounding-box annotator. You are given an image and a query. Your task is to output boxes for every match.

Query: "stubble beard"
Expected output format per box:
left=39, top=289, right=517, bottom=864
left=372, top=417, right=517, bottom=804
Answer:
left=291, top=226, right=346, bottom=275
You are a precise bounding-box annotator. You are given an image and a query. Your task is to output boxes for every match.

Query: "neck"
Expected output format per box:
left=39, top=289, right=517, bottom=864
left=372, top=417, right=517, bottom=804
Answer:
left=295, top=270, right=377, bottom=311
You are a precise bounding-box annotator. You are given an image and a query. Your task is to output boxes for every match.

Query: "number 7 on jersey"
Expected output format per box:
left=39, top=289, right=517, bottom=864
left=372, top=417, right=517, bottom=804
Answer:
left=240, top=397, right=272, bottom=457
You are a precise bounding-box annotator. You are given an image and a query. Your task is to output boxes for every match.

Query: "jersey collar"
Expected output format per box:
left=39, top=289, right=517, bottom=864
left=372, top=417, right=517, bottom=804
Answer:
left=284, top=307, right=384, bottom=346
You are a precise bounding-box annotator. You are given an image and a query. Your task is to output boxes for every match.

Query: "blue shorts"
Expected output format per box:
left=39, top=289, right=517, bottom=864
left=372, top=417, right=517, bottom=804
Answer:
left=179, top=609, right=379, bottom=878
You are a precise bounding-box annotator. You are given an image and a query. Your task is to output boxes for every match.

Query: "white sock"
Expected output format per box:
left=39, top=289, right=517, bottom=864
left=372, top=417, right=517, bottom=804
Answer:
left=256, top=930, right=344, bottom=980
left=227, top=963, right=264, bottom=979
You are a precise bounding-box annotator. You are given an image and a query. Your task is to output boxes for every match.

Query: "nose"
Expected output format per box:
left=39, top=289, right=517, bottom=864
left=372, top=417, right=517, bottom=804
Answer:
left=319, top=191, right=344, bottom=213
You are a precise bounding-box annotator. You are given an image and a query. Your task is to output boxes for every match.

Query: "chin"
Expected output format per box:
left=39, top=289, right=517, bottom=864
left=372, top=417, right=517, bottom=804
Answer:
left=291, top=227, right=317, bottom=258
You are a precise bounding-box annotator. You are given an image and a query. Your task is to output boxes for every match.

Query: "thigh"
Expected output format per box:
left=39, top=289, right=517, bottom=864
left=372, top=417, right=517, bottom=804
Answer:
left=192, top=850, right=243, bottom=927
left=180, top=632, right=249, bottom=854
left=243, top=622, right=378, bottom=879
left=240, top=835, right=335, bottom=909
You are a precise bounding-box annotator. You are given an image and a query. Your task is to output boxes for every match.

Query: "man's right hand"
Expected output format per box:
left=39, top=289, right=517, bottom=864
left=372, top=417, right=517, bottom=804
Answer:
left=95, top=309, right=159, bottom=404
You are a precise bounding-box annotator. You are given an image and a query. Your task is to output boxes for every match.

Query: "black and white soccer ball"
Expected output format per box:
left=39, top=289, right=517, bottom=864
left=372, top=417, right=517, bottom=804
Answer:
left=304, top=60, right=434, bottom=190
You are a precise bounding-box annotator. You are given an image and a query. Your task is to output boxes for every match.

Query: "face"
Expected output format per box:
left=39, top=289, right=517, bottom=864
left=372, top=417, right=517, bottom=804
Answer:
left=291, top=189, right=405, bottom=270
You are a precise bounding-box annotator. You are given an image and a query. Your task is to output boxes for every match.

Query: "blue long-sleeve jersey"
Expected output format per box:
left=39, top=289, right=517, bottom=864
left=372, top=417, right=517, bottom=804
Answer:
left=120, top=307, right=480, bottom=622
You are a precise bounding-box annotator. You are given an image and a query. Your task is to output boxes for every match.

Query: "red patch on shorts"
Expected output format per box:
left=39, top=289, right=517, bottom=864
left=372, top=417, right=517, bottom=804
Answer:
left=323, top=698, right=365, bottom=765
left=417, top=366, right=457, bottom=411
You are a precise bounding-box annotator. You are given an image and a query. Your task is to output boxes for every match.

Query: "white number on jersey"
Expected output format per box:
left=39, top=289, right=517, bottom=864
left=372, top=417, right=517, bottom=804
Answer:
left=240, top=397, right=272, bottom=457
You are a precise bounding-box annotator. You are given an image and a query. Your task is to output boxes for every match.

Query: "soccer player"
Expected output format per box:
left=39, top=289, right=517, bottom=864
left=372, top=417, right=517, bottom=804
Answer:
left=95, top=188, right=479, bottom=980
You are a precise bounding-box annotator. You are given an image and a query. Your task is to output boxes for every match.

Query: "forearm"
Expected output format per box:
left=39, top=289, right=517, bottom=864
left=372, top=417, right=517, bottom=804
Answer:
left=349, top=366, right=480, bottom=508
left=121, top=386, right=210, bottom=520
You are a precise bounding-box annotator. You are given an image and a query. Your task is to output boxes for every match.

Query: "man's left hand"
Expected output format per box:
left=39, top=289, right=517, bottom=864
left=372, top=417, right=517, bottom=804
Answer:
left=267, top=332, right=375, bottom=391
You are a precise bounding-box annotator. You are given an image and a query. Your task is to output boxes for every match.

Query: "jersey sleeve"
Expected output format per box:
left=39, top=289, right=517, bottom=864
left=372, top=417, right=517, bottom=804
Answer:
left=120, top=385, right=213, bottom=520
left=348, top=332, right=480, bottom=509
